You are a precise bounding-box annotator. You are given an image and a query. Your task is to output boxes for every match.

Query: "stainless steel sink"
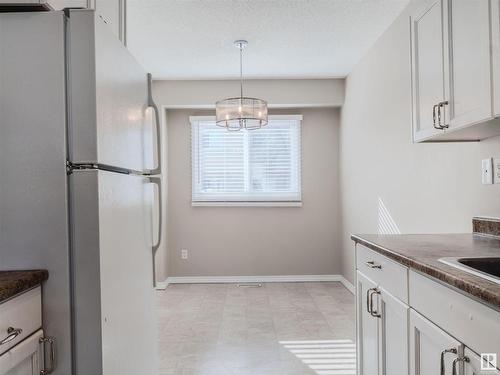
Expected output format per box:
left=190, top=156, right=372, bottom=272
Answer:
left=439, top=257, right=500, bottom=285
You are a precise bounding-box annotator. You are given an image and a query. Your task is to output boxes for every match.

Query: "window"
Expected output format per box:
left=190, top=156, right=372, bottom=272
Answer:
left=191, top=115, right=302, bottom=205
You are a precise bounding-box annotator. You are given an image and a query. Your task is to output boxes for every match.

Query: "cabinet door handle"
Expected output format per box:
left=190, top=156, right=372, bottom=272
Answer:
left=440, top=348, right=458, bottom=375
left=365, top=261, right=382, bottom=269
left=452, top=356, right=469, bottom=375
left=369, top=288, right=381, bottom=318
left=437, top=101, right=449, bottom=129
left=433, top=104, right=440, bottom=129
left=366, top=288, right=372, bottom=314
left=40, top=336, right=56, bottom=374
left=0, top=327, right=22, bottom=346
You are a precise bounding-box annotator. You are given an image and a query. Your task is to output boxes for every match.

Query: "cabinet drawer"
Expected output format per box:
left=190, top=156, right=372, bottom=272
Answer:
left=356, top=244, right=408, bottom=303
left=409, top=270, right=500, bottom=359
left=0, top=287, right=42, bottom=355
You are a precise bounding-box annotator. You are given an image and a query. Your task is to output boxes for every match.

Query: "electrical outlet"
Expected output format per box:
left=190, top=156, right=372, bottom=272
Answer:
left=494, top=158, right=500, bottom=184
left=181, top=249, right=188, bottom=260
left=482, top=158, right=493, bottom=185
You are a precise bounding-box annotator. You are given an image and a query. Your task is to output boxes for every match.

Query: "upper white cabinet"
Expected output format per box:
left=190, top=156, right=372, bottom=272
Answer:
left=411, top=0, right=500, bottom=142
left=493, top=0, right=500, bottom=117
left=92, top=0, right=127, bottom=44
left=0, top=0, right=87, bottom=9
left=0, top=1, right=127, bottom=45
left=47, top=0, right=87, bottom=9
left=411, top=0, right=447, bottom=141
left=445, top=0, right=492, bottom=129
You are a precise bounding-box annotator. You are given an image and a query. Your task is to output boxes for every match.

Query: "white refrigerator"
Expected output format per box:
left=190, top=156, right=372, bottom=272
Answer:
left=0, top=9, right=161, bottom=375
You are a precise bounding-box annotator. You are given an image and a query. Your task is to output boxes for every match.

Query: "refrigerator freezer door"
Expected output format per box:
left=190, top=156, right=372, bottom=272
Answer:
left=67, top=9, right=155, bottom=173
left=0, top=12, right=72, bottom=375
left=70, top=170, right=158, bottom=375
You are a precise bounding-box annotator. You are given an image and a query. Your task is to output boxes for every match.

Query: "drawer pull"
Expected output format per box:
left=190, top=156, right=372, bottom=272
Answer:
left=0, top=327, right=22, bottom=346
left=365, top=261, right=382, bottom=269
left=440, top=348, right=457, bottom=375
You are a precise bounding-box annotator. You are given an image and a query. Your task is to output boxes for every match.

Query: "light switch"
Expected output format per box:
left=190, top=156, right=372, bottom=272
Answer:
left=482, top=158, right=493, bottom=185
left=494, top=158, right=500, bottom=184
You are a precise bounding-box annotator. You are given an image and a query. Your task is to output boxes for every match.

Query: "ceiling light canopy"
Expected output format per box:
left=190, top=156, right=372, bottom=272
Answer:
left=215, top=40, right=268, bottom=131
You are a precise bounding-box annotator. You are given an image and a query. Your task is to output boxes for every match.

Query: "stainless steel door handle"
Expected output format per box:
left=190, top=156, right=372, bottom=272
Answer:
left=365, top=261, right=382, bottom=269
left=0, top=327, right=22, bottom=345
left=366, top=288, right=372, bottom=314
left=145, top=73, right=162, bottom=176
left=369, top=288, right=381, bottom=318
left=433, top=104, right=440, bottom=129
left=148, top=176, right=162, bottom=288
left=440, top=348, right=457, bottom=375
left=437, top=101, right=449, bottom=129
left=40, top=336, right=56, bottom=374
left=452, top=356, right=469, bottom=375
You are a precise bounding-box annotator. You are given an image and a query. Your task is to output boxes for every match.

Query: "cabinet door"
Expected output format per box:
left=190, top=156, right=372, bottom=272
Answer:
left=356, top=271, right=379, bottom=375
left=411, top=0, right=447, bottom=141
left=94, top=0, right=126, bottom=43
left=409, top=310, right=462, bottom=375
left=0, top=331, right=43, bottom=375
left=45, top=0, right=88, bottom=9
left=492, top=0, right=500, bottom=117
left=464, top=348, right=500, bottom=375
left=444, top=0, right=492, bottom=129
left=379, top=287, right=409, bottom=375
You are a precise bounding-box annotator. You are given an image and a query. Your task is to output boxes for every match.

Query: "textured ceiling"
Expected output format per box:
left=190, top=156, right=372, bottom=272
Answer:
left=127, top=0, right=409, bottom=80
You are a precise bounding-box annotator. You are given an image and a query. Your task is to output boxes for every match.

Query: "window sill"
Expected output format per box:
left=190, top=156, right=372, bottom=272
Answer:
left=191, top=201, right=303, bottom=207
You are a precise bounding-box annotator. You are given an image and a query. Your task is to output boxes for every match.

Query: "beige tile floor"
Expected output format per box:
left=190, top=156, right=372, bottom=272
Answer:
left=156, top=282, right=356, bottom=375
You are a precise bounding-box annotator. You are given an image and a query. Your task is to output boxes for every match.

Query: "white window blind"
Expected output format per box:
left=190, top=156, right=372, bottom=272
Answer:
left=191, top=115, right=302, bottom=203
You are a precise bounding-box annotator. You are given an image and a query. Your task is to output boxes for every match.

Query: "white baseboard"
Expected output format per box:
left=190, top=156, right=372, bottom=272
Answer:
left=339, top=276, right=355, bottom=294
left=158, top=274, right=355, bottom=294
left=155, top=281, right=169, bottom=290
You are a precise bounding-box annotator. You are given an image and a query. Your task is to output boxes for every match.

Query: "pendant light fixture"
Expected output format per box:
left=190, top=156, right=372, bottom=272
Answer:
left=216, top=40, right=268, bottom=131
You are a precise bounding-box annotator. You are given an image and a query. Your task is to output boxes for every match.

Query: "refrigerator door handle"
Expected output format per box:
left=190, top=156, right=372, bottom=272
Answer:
left=148, top=176, right=162, bottom=288
left=146, top=73, right=162, bottom=176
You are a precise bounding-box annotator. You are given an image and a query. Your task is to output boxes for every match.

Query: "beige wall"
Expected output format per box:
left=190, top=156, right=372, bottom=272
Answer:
left=153, top=79, right=344, bottom=109
left=339, top=2, right=500, bottom=283
left=166, top=108, right=341, bottom=277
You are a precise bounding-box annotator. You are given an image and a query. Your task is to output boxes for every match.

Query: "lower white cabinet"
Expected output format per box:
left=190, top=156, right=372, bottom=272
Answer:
left=355, top=243, right=500, bottom=375
left=464, top=348, right=500, bottom=375
left=379, top=286, right=408, bottom=375
left=357, top=271, right=379, bottom=375
left=356, top=270, right=409, bottom=375
left=409, top=309, right=462, bottom=375
left=0, top=330, right=43, bottom=375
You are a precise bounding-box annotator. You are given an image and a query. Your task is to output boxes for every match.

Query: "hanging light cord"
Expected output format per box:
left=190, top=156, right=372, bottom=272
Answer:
left=239, top=44, right=244, bottom=98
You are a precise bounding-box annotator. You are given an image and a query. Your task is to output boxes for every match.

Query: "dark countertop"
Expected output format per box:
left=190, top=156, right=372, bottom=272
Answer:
left=0, top=270, right=48, bottom=303
left=351, top=233, right=500, bottom=310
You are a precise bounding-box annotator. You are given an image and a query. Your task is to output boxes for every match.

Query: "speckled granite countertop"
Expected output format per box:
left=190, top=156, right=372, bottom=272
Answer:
left=0, top=270, right=48, bottom=303
left=351, top=233, right=500, bottom=310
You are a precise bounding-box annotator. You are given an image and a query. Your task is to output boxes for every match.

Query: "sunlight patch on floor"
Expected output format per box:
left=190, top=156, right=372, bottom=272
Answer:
left=279, top=339, right=356, bottom=375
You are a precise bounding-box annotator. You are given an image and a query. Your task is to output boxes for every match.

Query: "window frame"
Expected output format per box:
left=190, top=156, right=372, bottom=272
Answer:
left=190, top=115, right=303, bottom=207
